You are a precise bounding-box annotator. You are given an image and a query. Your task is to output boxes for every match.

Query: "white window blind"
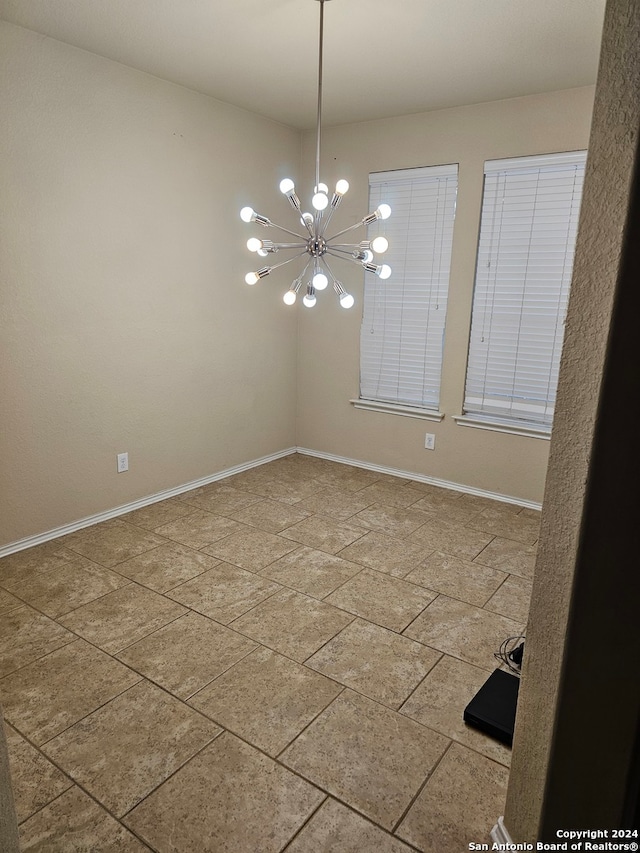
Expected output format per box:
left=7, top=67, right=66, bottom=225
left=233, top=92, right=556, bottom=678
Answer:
left=360, top=164, right=458, bottom=410
left=464, top=150, right=587, bottom=429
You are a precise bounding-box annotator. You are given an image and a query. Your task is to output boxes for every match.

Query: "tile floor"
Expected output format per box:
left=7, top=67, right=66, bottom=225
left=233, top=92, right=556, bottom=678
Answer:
left=0, top=453, right=537, bottom=852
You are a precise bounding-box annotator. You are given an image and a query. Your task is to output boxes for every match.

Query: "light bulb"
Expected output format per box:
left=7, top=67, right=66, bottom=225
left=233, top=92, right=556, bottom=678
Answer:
left=246, top=238, right=262, bottom=253
left=240, top=207, right=254, bottom=223
left=300, top=212, right=314, bottom=227
left=377, top=264, right=392, bottom=280
left=371, top=236, right=389, bottom=254
left=335, top=179, right=349, bottom=195
left=313, top=272, right=328, bottom=290
left=339, top=292, right=355, bottom=309
left=312, top=192, right=328, bottom=211
left=376, top=204, right=391, bottom=220
left=245, top=272, right=259, bottom=285
left=257, top=248, right=268, bottom=257
left=302, top=293, right=317, bottom=307
left=283, top=290, right=297, bottom=305
left=314, top=182, right=328, bottom=194
left=363, top=250, right=374, bottom=263
left=279, top=178, right=295, bottom=195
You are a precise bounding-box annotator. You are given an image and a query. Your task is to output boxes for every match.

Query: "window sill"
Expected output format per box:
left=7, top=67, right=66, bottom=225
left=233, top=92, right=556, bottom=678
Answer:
left=350, top=399, right=445, bottom=422
left=453, top=414, right=551, bottom=440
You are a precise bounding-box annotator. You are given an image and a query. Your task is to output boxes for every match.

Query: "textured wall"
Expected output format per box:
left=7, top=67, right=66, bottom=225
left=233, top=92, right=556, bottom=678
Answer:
left=297, top=88, right=594, bottom=504
left=505, top=0, right=640, bottom=839
left=0, top=22, right=300, bottom=546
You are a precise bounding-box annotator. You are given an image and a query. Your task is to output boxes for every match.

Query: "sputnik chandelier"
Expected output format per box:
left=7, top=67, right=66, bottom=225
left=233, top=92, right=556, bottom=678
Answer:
left=240, top=0, right=391, bottom=309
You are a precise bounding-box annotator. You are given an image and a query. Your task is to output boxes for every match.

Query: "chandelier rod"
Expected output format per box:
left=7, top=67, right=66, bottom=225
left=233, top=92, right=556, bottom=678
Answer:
left=265, top=221, right=307, bottom=239
left=269, top=250, right=310, bottom=273
left=326, top=221, right=362, bottom=241
left=315, top=0, right=325, bottom=196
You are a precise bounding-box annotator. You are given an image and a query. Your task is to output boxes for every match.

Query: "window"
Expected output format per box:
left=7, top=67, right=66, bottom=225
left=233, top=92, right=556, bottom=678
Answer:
left=358, top=164, right=458, bottom=416
left=463, top=151, right=587, bottom=433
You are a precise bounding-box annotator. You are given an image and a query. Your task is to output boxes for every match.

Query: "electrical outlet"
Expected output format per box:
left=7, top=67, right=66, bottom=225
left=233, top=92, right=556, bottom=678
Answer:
left=425, top=433, right=436, bottom=450
left=117, top=452, right=129, bottom=473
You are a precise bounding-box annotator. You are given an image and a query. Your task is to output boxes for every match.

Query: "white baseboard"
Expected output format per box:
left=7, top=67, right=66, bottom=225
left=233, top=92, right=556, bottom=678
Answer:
left=491, top=816, right=514, bottom=845
left=297, top=447, right=542, bottom=510
left=0, top=445, right=541, bottom=558
left=0, top=447, right=296, bottom=559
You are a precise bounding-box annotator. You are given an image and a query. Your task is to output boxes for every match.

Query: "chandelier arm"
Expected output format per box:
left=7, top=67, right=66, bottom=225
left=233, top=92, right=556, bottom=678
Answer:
left=265, top=221, right=308, bottom=239
left=321, top=256, right=354, bottom=307
left=319, top=254, right=338, bottom=280
left=324, top=246, right=358, bottom=257
left=326, top=249, right=375, bottom=272
left=324, top=248, right=363, bottom=265
left=326, top=221, right=365, bottom=241
left=318, top=206, right=336, bottom=238
left=298, top=259, right=313, bottom=281
left=270, top=243, right=308, bottom=249
left=327, top=244, right=364, bottom=253
left=268, top=250, right=310, bottom=273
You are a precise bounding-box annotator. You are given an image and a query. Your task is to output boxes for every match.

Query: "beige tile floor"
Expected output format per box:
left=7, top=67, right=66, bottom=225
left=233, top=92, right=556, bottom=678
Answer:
left=0, top=453, right=537, bottom=852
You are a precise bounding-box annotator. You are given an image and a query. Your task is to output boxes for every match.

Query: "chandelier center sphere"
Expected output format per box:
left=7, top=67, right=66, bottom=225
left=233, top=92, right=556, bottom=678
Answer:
left=308, top=237, right=327, bottom=257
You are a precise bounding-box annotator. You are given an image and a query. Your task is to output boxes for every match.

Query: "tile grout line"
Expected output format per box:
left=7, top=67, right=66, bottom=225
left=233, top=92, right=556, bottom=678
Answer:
left=180, top=641, right=262, bottom=702
left=5, top=580, right=137, bottom=626
left=0, top=635, right=78, bottom=682
left=272, top=685, right=348, bottom=761
left=391, top=738, right=455, bottom=837
left=482, top=571, right=512, bottom=609
left=116, top=727, right=226, bottom=827
left=109, top=607, right=198, bottom=656
left=36, top=678, right=146, bottom=750
left=401, top=592, right=442, bottom=638
left=278, top=794, right=329, bottom=852
left=395, top=650, right=445, bottom=712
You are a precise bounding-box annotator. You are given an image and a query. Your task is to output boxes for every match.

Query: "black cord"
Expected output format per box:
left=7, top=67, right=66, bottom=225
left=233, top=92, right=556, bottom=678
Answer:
left=494, top=635, right=525, bottom=675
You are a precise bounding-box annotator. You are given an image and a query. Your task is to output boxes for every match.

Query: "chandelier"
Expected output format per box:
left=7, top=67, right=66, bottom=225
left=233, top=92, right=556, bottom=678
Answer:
left=240, top=0, right=391, bottom=309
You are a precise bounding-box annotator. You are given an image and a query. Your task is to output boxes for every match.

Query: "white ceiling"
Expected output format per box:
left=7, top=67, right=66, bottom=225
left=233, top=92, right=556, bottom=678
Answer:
left=0, top=0, right=606, bottom=130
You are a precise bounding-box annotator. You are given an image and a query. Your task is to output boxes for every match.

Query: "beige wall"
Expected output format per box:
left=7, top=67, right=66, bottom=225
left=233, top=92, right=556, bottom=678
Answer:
left=297, top=87, right=595, bottom=503
left=0, top=22, right=300, bottom=547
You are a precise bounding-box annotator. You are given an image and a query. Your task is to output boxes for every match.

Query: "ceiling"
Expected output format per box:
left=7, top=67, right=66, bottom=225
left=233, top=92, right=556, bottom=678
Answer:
left=0, top=0, right=606, bottom=130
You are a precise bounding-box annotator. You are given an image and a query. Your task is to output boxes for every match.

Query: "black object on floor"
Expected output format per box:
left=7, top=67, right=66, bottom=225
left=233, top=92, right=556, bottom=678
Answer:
left=463, top=668, right=520, bottom=746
